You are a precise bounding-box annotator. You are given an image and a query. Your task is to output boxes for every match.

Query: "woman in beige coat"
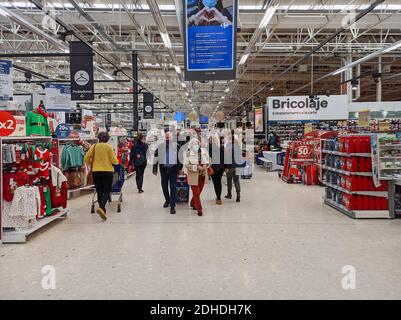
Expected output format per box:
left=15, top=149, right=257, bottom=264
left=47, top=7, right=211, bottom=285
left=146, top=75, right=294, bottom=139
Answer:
left=184, top=138, right=211, bottom=216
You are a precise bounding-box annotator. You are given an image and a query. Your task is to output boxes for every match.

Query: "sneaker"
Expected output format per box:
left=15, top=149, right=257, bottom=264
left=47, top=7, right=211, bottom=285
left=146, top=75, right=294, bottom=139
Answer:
left=216, top=199, right=222, bottom=205
left=96, top=208, right=107, bottom=221
left=138, top=189, right=144, bottom=193
left=163, top=201, right=170, bottom=208
left=170, top=207, right=176, bottom=215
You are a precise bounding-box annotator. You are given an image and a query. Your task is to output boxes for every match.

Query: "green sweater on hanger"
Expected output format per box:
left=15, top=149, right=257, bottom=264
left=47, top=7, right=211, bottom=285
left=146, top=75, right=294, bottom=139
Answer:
left=26, top=109, right=51, bottom=136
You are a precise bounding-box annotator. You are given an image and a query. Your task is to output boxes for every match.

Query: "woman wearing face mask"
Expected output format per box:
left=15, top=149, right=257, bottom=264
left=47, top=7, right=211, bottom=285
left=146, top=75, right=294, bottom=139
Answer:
left=184, top=137, right=211, bottom=216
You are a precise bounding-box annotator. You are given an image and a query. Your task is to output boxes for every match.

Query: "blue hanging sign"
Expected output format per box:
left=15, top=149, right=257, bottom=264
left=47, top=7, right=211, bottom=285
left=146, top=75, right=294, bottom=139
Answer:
left=184, top=0, right=237, bottom=81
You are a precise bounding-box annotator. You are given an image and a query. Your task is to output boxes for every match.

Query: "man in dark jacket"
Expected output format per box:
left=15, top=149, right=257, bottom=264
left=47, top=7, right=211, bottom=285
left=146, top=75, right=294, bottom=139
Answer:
left=130, top=133, right=148, bottom=193
left=153, top=131, right=183, bottom=214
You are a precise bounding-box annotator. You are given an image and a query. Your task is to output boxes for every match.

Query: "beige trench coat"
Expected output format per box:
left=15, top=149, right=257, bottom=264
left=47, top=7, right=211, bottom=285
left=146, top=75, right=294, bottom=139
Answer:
left=184, top=148, right=211, bottom=186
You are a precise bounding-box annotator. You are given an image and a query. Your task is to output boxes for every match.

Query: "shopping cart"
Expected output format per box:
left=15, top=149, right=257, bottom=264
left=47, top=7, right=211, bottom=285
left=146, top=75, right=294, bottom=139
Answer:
left=91, top=164, right=125, bottom=214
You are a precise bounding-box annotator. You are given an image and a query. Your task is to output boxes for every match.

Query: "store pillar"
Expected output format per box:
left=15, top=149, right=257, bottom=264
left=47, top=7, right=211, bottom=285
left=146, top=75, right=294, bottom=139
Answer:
left=132, top=52, right=139, bottom=132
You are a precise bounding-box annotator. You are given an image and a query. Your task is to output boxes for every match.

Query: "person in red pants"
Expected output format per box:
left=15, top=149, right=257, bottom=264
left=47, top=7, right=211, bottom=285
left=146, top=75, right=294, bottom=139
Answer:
left=184, top=138, right=211, bottom=216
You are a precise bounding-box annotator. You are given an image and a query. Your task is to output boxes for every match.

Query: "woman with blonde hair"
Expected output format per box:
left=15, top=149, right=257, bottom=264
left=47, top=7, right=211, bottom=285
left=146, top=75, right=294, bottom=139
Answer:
left=184, top=137, right=211, bottom=216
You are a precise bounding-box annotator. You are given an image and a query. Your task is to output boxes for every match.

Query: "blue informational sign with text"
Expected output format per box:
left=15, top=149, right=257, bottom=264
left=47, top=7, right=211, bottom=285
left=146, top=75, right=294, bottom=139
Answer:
left=184, top=0, right=237, bottom=81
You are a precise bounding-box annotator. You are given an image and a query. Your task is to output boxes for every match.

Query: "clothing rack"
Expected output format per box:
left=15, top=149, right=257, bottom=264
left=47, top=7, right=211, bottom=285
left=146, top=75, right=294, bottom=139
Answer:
left=56, top=138, right=98, bottom=198
left=0, top=136, right=68, bottom=243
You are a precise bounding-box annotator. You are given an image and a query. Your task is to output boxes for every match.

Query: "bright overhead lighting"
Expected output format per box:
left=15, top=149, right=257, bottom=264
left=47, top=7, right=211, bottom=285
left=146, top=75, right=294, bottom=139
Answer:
left=160, top=32, right=172, bottom=49
left=332, top=68, right=346, bottom=76
left=224, top=88, right=230, bottom=93
left=103, top=73, right=114, bottom=80
left=258, top=5, right=278, bottom=29
left=185, top=92, right=189, bottom=96
left=221, top=96, right=225, bottom=100
left=239, top=53, right=249, bottom=65
left=0, top=8, right=10, bottom=16
left=174, top=65, right=182, bottom=74
left=383, top=40, right=401, bottom=54
left=181, top=82, right=187, bottom=88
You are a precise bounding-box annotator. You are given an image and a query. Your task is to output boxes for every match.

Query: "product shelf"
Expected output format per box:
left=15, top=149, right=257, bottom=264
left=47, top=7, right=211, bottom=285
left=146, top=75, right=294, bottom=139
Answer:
left=324, top=198, right=391, bottom=219
left=322, top=150, right=371, bottom=157
left=379, top=144, right=401, bottom=148
left=2, top=209, right=68, bottom=243
left=325, top=182, right=388, bottom=198
left=321, top=165, right=373, bottom=176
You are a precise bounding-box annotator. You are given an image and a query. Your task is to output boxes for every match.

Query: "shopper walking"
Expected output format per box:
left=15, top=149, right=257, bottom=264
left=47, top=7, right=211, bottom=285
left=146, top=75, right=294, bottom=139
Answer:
left=153, top=131, right=183, bottom=214
left=84, top=131, right=119, bottom=221
left=225, top=135, right=245, bottom=203
left=209, top=135, right=225, bottom=205
left=184, top=138, right=211, bottom=216
left=130, top=133, right=148, bottom=193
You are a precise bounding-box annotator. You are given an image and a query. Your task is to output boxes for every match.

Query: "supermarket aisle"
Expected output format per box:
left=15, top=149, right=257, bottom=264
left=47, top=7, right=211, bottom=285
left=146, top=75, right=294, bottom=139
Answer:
left=2, top=167, right=401, bottom=299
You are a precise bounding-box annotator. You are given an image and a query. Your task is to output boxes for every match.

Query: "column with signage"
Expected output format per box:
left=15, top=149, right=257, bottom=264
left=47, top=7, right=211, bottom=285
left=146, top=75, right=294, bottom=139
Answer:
left=70, top=42, right=94, bottom=101
left=143, top=93, right=154, bottom=120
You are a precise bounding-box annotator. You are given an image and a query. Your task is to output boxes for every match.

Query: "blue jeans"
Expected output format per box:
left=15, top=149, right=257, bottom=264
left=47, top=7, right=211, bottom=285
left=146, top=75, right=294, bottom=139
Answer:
left=160, top=166, right=177, bottom=208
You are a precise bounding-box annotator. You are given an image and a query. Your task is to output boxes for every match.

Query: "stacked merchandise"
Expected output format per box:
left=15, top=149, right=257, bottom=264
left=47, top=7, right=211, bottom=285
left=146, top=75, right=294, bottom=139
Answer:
left=2, top=139, right=68, bottom=231
left=322, top=135, right=390, bottom=219
left=377, top=133, right=401, bottom=180
left=268, top=120, right=348, bottom=142
left=348, top=119, right=401, bottom=132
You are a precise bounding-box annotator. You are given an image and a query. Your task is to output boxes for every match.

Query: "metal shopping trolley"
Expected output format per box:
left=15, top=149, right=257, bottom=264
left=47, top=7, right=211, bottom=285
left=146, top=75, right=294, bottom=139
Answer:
left=91, top=164, right=125, bottom=214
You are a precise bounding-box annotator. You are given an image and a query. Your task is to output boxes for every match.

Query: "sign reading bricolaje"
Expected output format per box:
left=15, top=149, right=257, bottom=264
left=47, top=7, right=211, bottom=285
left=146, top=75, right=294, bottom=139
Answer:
left=184, top=0, right=237, bottom=81
left=0, top=60, right=13, bottom=101
left=268, top=95, right=348, bottom=121
left=70, top=41, right=94, bottom=101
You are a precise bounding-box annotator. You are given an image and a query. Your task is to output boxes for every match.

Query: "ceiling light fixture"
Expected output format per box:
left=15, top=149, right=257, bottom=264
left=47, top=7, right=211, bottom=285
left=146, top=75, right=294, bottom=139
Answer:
left=224, top=88, right=230, bottom=93
left=383, top=40, right=401, bottom=54
left=239, top=53, right=250, bottom=65
left=160, top=32, right=172, bottom=49
left=181, top=82, right=187, bottom=88
left=174, top=65, right=182, bottom=74
left=258, top=5, right=278, bottom=29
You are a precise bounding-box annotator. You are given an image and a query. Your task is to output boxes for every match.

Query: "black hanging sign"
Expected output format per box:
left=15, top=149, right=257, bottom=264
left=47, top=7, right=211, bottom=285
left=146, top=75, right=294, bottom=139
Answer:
left=143, top=93, right=154, bottom=119
left=70, top=41, right=94, bottom=101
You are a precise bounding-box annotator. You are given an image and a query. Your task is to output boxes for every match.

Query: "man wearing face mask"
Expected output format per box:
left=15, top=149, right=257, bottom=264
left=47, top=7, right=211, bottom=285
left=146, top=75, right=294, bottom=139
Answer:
left=153, top=131, right=183, bottom=214
left=184, top=137, right=211, bottom=216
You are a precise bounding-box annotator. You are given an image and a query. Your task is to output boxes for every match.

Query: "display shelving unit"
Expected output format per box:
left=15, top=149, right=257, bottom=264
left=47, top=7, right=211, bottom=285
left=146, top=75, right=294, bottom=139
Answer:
left=321, top=136, right=391, bottom=219
left=0, top=136, right=68, bottom=243
left=376, top=134, right=401, bottom=181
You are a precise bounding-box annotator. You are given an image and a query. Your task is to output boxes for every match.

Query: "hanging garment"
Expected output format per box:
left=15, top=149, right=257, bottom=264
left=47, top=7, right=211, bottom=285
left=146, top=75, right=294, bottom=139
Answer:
left=61, top=145, right=85, bottom=170
left=26, top=108, right=51, bottom=136
left=8, top=186, right=41, bottom=218
left=3, top=171, right=32, bottom=202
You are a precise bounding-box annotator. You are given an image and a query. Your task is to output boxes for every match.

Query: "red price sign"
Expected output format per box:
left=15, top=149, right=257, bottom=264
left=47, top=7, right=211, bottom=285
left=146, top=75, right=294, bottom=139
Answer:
left=0, top=111, right=16, bottom=137
left=294, top=144, right=313, bottom=159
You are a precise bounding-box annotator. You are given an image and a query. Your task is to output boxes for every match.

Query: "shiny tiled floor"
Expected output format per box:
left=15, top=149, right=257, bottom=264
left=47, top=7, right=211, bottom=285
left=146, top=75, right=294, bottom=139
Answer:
left=1, top=167, right=401, bottom=299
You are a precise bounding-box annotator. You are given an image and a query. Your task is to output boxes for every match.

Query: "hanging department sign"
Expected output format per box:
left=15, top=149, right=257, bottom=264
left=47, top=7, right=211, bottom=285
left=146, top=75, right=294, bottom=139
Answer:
left=268, top=95, right=349, bottom=121
left=183, top=0, right=237, bottom=81
left=0, top=60, right=13, bottom=101
left=70, top=41, right=94, bottom=101
left=45, top=83, right=72, bottom=110
left=143, top=93, right=154, bottom=119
